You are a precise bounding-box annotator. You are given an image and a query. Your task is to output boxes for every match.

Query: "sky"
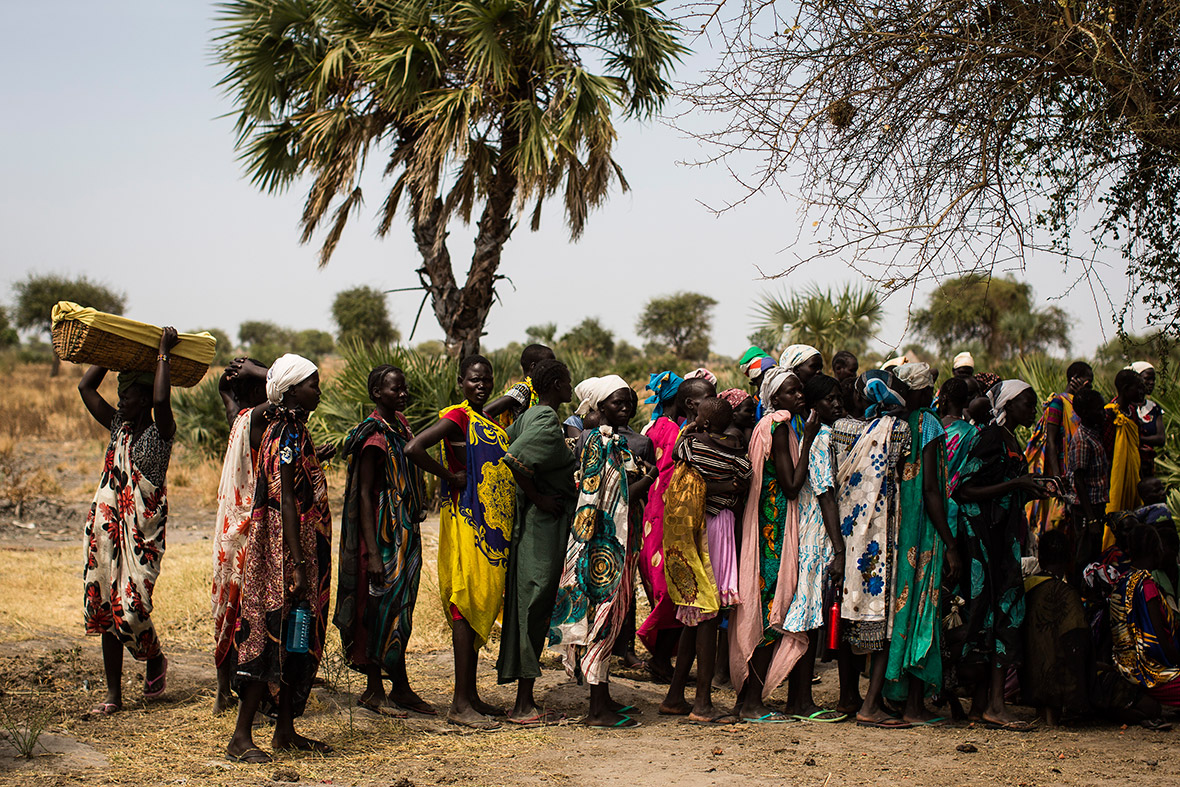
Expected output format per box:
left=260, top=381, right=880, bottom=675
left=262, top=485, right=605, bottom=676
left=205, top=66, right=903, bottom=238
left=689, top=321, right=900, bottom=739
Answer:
left=0, top=2, right=1142, bottom=360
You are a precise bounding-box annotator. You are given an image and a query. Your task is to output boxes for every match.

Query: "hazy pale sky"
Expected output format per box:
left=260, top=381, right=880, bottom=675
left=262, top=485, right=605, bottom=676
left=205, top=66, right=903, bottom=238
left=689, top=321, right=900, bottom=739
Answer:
left=0, top=2, right=1140, bottom=361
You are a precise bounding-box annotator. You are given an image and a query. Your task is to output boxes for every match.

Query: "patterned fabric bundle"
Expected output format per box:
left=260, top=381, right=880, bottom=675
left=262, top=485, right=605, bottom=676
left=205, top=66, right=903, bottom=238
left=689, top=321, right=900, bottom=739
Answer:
left=1024, top=392, right=1079, bottom=537
left=1110, top=569, right=1180, bottom=699
left=549, top=426, right=638, bottom=685
left=661, top=465, right=718, bottom=624
left=334, top=411, right=427, bottom=677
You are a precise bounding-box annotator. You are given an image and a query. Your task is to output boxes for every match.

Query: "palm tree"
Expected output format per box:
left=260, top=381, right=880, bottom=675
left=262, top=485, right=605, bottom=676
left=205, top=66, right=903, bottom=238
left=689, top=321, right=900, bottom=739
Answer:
left=216, top=0, right=685, bottom=356
left=752, top=283, right=884, bottom=360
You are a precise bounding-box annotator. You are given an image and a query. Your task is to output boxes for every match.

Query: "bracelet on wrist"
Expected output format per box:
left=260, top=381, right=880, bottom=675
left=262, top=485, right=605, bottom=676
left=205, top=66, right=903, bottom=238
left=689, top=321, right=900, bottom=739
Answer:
left=157, top=354, right=170, bottom=363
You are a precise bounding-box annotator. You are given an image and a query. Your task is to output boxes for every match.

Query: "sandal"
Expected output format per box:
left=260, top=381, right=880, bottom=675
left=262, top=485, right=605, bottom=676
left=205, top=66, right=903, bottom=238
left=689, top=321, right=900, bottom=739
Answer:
left=506, top=710, right=566, bottom=727
left=855, top=717, right=913, bottom=729
left=982, top=718, right=1037, bottom=732
left=226, top=747, right=272, bottom=764
left=143, top=657, right=168, bottom=700
left=742, top=712, right=798, bottom=724
left=446, top=715, right=502, bottom=732
left=358, top=698, right=409, bottom=719
left=1141, top=717, right=1173, bottom=731
left=688, top=713, right=740, bottom=726
left=585, top=714, right=641, bottom=729
left=791, top=709, right=847, bottom=723
left=89, top=702, right=121, bottom=716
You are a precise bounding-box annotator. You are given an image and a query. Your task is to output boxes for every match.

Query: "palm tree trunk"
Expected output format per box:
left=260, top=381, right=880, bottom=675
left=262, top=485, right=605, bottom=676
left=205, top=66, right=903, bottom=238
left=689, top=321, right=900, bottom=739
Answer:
left=411, top=123, right=519, bottom=358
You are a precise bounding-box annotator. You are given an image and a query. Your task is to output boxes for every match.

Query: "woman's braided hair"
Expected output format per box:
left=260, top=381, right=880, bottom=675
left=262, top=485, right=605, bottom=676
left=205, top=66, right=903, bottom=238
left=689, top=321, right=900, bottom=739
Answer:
left=530, top=358, right=569, bottom=396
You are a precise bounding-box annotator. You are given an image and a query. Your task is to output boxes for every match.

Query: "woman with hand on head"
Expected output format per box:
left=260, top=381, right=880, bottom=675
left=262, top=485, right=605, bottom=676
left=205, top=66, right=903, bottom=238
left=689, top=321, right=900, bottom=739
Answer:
left=497, top=359, right=578, bottom=726
left=211, top=356, right=270, bottom=715
left=80, top=327, right=180, bottom=717
left=334, top=365, right=431, bottom=718
left=228, top=354, right=333, bottom=762
left=406, top=355, right=514, bottom=731
left=551, top=376, right=658, bottom=728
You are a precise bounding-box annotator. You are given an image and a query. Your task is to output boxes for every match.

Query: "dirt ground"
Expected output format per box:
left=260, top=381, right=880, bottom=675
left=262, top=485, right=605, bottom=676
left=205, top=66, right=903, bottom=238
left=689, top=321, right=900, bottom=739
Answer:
left=0, top=429, right=1175, bottom=787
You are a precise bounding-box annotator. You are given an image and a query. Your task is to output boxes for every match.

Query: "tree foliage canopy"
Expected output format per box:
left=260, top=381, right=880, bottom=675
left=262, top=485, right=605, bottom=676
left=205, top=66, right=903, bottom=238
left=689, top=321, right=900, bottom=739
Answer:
left=560, top=317, right=615, bottom=360
left=216, top=0, right=684, bottom=355
left=913, top=274, right=1070, bottom=359
left=687, top=0, right=1180, bottom=335
left=239, top=320, right=335, bottom=365
left=13, top=273, right=125, bottom=336
left=637, top=291, right=718, bottom=360
left=753, top=283, right=883, bottom=360
left=332, top=286, right=399, bottom=348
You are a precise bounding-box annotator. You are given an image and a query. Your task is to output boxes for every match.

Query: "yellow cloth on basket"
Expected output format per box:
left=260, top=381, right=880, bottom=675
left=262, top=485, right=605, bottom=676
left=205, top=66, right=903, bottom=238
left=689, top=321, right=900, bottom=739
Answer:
left=51, top=301, right=216, bottom=364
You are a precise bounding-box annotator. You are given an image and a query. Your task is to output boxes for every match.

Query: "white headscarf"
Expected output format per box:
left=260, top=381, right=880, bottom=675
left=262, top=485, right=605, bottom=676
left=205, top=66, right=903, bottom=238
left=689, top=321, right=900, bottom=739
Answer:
left=573, top=376, right=601, bottom=417
left=953, top=351, right=975, bottom=370
left=759, top=367, right=798, bottom=414
left=780, top=344, right=821, bottom=372
left=684, top=367, right=717, bottom=385
left=266, top=353, right=318, bottom=405
left=895, top=362, right=934, bottom=391
left=1128, top=361, right=1155, bottom=374
left=986, top=379, right=1032, bottom=427
left=881, top=353, right=911, bottom=371
left=580, top=374, right=630, bottom=415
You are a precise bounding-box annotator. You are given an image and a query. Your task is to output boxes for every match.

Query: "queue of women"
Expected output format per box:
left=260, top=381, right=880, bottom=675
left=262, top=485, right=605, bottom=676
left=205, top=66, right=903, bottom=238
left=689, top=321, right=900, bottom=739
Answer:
left=76, top=332, right=1180, bottom=763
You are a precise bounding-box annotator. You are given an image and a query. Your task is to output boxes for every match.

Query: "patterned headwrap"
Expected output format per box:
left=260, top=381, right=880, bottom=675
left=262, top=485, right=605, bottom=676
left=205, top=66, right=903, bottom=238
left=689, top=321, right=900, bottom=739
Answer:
left=738, top=347, right=776, bottom=381
left=858, top=370, right=908, bottom=419
left=780, top=344, right=822, bottom=372
left=974, top=372, right=1000, bottom=391
left=987, top=379, right=1032, bottom=427
left=719, top=388, right=752, bottom=409
left=759, top=367, right=798, bottom=415
left=684, top=367, right=717, bottom=385
left=895, top=362, right=935, bottom=391
left=645, top=370, right=684, bottom=421
left=266, top=353, right=318, bottom=405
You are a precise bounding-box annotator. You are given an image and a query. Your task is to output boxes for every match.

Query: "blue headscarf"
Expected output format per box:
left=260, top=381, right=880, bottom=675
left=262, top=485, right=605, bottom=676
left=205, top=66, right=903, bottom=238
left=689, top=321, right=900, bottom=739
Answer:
left=645, top=370, right=684, bottom=421
left=858, top=370, right=908, bottom=419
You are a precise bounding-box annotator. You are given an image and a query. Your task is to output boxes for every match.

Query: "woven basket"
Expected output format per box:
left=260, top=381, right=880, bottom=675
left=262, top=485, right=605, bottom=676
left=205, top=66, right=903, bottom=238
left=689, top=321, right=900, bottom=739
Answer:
left=52, top=319, right=209, bottom=388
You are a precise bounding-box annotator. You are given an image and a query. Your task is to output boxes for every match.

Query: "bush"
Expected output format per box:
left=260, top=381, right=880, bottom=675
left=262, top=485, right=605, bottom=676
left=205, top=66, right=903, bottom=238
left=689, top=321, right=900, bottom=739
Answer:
left=172, top=376, right=230, bottom=459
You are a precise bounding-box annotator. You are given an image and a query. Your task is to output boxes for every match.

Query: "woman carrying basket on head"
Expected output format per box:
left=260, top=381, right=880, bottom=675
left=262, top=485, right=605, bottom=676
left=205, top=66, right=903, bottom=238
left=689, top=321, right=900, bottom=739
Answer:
left=79, top=327, right=181, bottom=716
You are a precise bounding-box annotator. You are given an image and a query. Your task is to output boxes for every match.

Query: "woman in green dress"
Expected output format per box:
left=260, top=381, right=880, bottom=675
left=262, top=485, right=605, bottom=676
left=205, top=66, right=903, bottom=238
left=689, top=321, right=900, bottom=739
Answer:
left=497, top=359, right=577, bottom=725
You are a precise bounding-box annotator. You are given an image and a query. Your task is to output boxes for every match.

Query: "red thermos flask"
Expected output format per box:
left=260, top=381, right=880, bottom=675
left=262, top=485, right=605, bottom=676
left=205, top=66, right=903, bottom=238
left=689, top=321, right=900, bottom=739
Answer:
left=827, top=596, right=841, bottom=650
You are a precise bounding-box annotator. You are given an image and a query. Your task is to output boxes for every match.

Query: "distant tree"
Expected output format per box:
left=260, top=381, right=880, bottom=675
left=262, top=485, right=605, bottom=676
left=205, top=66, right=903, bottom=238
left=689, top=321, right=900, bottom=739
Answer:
left=292, top=329, right=336, bottom=363
left=239, top=320, right=291, bottom=366
left=13, top=273, right=126, bottom=375
left=754, top=284, right=883, bottom=362
left=525, top=323, right=558, bottom=346
left=332, top=286, right=399, bottom=348
left=561, top=318, right=615, bottom=360
left=746, top=327, right=781, bottom=354
left=0, top=306, right=19, bottom=348
left=637, top=292, right=718, bottom=360
left=913, top=275, right=1070, bottom=359
left=414, top=340, right=448, bottom=357
left=194, top=327, right=234, bottom=366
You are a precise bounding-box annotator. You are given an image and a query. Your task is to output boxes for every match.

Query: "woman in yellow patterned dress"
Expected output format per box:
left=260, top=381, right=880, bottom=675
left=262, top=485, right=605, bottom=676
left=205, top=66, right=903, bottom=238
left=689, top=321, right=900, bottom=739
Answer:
left=407, top=355, right=515, bottom=731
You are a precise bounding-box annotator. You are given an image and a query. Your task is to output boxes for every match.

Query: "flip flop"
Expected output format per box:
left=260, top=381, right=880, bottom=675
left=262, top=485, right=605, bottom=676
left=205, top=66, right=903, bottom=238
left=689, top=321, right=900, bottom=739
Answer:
left=982, top=718, right=1036, bottom=732
left=585, top=714, right=641, bottom=729
left=615, top=704, right=642, bottom=715
left=89, top=702, right=121, bottom=716
left=855, top=717, right=913, bottom=729
left=143, top=657, right=167, bottom=700
left=391, top=698, right=438, bottom=716
left=913, top=716, right=950, bottom=727
left=226, top=747, right=272, bottom=764
left=506, top=710, right=566, bottom=727
left=1141, top=718, right=1173, bottom=731
left=792, top=709, right=847, bottom=723
left=742, top=712, right=798, bottom=724
left=358, top=699, right=409, bottom=719
left=274, top=736, right=333, bottom=753
left=446, top=715, right=502, bottom=732
left=688, top=713, right=740, bottom=726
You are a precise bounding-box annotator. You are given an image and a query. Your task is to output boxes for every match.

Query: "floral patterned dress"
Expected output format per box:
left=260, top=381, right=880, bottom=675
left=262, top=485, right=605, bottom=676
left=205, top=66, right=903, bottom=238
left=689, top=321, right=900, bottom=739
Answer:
left=83, top=413, right=171, bottom=660
left=780, top=425, right=835, bottom=633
